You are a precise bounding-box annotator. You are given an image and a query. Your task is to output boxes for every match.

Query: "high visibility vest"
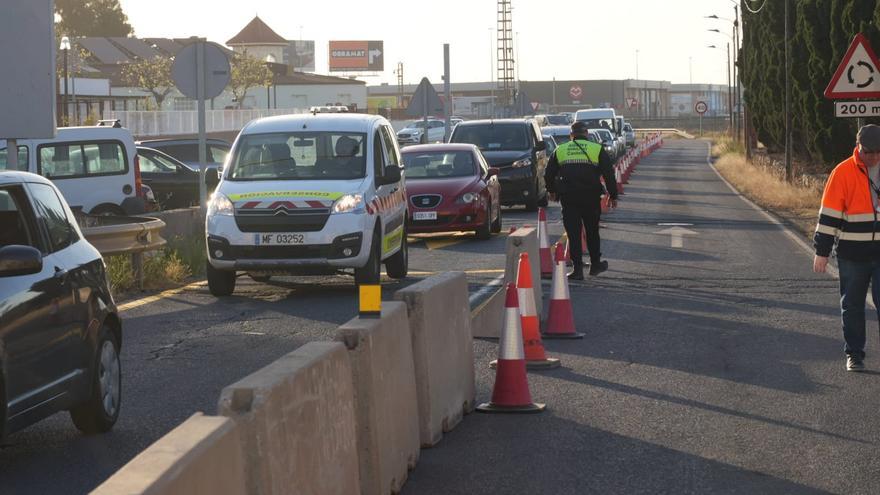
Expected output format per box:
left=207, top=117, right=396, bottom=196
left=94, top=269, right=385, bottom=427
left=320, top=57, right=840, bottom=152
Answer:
left=555, top=139, right=602, bottom=166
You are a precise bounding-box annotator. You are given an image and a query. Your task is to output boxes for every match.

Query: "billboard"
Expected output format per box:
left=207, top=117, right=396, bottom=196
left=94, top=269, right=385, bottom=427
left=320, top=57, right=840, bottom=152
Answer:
left=284, top=40, right=315, bottom=72
left=329, top=41, right=384, bottom=72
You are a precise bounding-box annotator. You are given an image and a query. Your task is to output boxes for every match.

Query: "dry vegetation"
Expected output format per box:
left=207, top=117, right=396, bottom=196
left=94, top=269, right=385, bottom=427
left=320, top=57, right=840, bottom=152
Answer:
left=711, top=136, right=822, bottom=239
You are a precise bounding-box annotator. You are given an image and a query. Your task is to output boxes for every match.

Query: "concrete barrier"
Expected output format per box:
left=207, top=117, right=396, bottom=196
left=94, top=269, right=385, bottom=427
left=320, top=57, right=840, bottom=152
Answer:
left=394, top=272, right=475, bottom=447
left=152, top=207, right=203, bottom=240
left=217, top=342, right=359, bottom=495
left=336, top=302, right=420, bottom=495
left=91, top=413, right=245, bottom=495
left=504, top=227, right=542, bottom=319
left=470, top=285, right=505, bottom=339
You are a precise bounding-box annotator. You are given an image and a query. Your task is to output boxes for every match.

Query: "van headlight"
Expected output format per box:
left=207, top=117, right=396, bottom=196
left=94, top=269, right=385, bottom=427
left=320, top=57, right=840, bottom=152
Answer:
left=332, top=194, right=364, bottom=214
left=207, top=193, right=234, bottom=216
left=511, top=158, right=532, bottom=168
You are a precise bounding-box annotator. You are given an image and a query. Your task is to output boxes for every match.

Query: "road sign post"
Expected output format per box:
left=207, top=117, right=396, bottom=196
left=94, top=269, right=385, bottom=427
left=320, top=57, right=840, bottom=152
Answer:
left=171, top=39, right=230, bottom=216
left=695, top=101, right=708, bottom=137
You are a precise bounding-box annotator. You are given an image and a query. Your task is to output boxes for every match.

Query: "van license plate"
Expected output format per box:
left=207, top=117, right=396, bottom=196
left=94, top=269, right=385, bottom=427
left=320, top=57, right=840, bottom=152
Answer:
left=413, top=211, right=437, bottom=220
left=255, top=233, right=305, bottom=245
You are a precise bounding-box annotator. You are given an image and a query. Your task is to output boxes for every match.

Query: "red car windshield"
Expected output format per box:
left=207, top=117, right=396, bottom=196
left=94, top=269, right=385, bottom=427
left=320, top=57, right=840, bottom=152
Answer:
left=402, top=151, right=475, bottom=179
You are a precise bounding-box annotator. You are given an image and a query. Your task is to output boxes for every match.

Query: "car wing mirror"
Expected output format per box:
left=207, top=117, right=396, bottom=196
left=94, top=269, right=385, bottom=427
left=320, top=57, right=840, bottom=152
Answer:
left=487, top=167, right=500, bottom=178
left=0, top=245, right=43, bottom=277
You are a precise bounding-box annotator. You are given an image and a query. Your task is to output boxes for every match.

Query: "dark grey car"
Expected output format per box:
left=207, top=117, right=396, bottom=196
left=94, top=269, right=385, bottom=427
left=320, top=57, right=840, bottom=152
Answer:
left=0, top=171, right=121, bottom=438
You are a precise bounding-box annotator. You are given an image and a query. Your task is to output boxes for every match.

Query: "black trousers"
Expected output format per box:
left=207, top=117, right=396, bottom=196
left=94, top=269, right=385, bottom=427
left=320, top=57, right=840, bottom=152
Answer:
left=561, top=196, right=602, bottom=266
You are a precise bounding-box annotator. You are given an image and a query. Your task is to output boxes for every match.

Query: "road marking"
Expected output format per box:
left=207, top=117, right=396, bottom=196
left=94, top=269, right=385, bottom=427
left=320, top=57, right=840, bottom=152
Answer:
left=655, top=226, right=698, bottom=248
left=469, top=273, right=506, bottom=310
left=117, top=281, right=208, bottom=313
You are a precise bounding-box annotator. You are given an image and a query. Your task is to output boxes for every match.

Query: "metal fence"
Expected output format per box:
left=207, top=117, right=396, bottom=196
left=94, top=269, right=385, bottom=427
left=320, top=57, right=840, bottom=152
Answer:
left=102, top=108, right=307, bottom=137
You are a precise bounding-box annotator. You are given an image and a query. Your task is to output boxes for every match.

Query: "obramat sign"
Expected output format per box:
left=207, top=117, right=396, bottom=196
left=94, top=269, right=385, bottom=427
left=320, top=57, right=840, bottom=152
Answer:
left=329, top=40, right=384, bottom=72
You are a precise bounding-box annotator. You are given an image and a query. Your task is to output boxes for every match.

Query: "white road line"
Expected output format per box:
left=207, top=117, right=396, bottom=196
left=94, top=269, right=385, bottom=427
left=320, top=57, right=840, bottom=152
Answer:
left=469, top=273, right=506, bottom=307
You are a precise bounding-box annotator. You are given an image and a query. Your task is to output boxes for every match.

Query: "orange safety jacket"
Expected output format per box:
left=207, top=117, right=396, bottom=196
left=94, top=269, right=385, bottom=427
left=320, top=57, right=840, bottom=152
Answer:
left=814, top=148, right=880, bottom=260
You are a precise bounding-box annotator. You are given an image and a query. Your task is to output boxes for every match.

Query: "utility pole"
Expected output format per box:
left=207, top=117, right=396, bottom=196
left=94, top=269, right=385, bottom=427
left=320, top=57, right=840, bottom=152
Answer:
left=784, top=0, right=792, bottom=182
left=734, top=3, right=742, bottom=146
left=727, top=43, right=733, bottom=138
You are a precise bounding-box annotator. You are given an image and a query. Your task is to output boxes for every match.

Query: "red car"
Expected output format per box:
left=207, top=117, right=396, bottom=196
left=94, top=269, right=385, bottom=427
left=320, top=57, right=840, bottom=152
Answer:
left=401, top=144, right=502, bottom=239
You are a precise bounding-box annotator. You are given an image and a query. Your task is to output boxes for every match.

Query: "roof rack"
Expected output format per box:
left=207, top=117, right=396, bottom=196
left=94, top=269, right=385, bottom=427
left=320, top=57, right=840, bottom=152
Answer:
left=97, top=119, right=122, bottom=128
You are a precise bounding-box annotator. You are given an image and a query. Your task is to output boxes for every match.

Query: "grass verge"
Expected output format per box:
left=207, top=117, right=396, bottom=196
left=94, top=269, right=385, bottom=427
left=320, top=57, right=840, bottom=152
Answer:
left=711, top=137, right=820, bottom=239
left=106, top=235, right=206, bottom=296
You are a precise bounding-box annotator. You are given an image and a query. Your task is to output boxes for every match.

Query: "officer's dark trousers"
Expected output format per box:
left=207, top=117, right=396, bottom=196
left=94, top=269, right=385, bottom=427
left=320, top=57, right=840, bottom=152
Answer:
left=561, top=196, right=602, bottom=267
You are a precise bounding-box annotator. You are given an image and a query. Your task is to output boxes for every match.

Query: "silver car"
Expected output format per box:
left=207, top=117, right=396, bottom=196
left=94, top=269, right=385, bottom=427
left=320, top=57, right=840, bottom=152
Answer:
left=623, top=123, right=636, bottom=148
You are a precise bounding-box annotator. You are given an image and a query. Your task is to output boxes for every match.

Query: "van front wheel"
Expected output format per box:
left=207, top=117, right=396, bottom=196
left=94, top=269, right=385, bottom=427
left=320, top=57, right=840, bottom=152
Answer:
left=355, top=232, right=381, bottom=285
left=207, top=262, right=236, bottom=296
left=385, top=227, right=408, bottom=279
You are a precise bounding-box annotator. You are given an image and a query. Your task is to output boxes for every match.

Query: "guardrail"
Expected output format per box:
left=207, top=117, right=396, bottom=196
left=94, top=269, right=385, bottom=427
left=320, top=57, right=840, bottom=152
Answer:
left=79, top=215, right=167, bottom=289
left=635, top=128, right=695, bottom=139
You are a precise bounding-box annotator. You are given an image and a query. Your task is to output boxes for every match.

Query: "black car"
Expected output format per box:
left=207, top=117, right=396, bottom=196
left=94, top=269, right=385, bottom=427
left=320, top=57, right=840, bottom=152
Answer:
left=449, top=119, right=549, bottom=211
left=137, top=146, right=220, bottom=209
left=135, top=138, right=231, bottom=171
left=0, top=171, right=121, bottom=438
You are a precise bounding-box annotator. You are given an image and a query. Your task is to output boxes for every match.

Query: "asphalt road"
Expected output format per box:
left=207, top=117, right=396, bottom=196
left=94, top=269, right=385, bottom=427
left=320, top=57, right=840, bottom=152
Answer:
left=404, top=140, right=877, bottom=494
left=0, top=203, right=532, bottom=494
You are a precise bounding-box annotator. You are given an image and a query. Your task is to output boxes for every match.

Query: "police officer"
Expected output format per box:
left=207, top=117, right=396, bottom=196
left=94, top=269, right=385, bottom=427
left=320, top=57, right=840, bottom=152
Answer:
left=545, top=121, right=618, bottom=280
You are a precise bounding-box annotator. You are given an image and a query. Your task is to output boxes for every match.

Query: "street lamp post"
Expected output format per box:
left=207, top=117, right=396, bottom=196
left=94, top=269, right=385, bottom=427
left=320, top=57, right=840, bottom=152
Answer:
left=708, top=44, right=733, bottom=137
left=265, top=54, right=276, bottom=110
left=60, top=36, right=70, bottom=125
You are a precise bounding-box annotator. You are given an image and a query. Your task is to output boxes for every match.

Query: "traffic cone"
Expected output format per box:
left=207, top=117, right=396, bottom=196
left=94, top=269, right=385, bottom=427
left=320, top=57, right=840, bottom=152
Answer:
left=544, top=243, right=584, bottom=339
left=537, top=208, right=553, bottom=279
left=493, top=253, right=560, bottom=370
left=477, top=283, right=546, bottom=414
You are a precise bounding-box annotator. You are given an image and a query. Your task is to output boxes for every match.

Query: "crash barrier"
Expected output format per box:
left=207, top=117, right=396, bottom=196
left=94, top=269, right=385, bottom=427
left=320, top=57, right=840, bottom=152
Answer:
left=79, top=215, right=167, bottom=289
left=394, top=272, right=475, bottom=447
left=503, top=226, right=542, bottom=321
left=91, top=413, right=246, bottom=495
left=152, top=207, right=203, bottom=239
left=635, top=128, right=695, bottom=139
left=217, top=342, right=360, bottom=495
left=336, top=301, right=421, bottom=495
left=93, top=274, right=493, bottom=495
left=471, top=284, right=506, bottom=339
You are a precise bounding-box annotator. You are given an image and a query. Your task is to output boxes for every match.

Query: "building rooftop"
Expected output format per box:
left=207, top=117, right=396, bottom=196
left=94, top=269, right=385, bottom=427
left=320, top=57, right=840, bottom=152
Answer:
left=226, top=16, right=288, bottom=46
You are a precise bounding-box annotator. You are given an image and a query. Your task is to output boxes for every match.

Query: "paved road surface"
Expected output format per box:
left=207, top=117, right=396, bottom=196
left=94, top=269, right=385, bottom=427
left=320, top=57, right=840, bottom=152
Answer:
left=404, top=140, right=876, bottom=494
left=0, top=205, right=531, bottom=494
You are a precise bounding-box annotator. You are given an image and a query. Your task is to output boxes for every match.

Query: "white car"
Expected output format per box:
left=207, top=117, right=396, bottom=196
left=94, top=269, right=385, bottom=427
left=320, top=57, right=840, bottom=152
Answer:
left=0, top=123, right=145, bottom=215
left=397, top=119, right=446, bottom=146
left=205, top=113, right=408, bottom=296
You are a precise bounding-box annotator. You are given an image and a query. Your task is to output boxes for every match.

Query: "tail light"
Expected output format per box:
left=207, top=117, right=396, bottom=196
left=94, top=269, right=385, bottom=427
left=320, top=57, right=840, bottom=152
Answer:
left=134, top=155, right=143, bottom=197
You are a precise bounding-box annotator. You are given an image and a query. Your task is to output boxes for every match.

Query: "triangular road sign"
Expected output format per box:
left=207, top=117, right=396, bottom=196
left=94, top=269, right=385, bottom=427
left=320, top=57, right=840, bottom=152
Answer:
left=825, top=33, right=880, bottom=99
left=405, top=77, right=444, bottom=117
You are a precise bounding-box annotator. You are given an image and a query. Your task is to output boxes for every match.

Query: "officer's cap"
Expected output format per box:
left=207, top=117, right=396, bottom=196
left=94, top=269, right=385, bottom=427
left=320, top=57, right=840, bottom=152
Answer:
left=858, top=124, right=880, bottom=152
left=571, top=121, right=589, bottom=136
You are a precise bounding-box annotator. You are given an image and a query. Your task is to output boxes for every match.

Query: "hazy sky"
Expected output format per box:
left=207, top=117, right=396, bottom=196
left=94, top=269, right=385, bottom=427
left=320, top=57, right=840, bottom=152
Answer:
left=118, top=0, right=741, bottom=86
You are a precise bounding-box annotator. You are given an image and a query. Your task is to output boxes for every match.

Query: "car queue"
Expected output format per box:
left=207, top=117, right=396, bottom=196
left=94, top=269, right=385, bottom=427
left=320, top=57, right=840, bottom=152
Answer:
left=0, top=108, right=637, bottom=440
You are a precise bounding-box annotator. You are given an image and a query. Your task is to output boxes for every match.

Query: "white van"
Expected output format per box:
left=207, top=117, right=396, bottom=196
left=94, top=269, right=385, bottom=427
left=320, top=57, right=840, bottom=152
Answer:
left=574, top=108, right=619, bottom=134
left=205, top=113, right=408, bottom=296
left=0, top=124, right=144, bottom=215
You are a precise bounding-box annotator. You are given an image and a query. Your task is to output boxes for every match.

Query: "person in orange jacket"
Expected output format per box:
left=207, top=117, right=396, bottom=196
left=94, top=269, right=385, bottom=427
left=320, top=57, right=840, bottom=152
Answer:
left=814, top=124, right=880, bottom=371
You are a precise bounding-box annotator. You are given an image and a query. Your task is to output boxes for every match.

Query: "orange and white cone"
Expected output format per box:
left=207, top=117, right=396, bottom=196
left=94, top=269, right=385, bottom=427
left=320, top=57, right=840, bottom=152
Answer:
left=492, top=253, right=560, bottom=370
left=538, top=208, right=553, bottom=279
left=477, top=283, right=546, bottom=414
left=544, top=243, right=585, bottom=339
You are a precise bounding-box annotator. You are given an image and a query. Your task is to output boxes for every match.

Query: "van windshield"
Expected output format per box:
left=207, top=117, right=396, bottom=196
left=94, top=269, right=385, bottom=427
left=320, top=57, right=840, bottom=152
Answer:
left=228, top=132, right=367, bottom=181
left=578, top=118, right=614, bottom=132
left=452, top=124, right=529, bottom=151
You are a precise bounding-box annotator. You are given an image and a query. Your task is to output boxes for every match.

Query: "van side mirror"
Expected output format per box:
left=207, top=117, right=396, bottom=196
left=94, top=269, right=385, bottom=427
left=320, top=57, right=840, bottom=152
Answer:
left=0, top=245, right=43, bottom=277
left=381, top=165, right=401, bottom=184
left=535, top=141, right=546, bottom=152
left=487, top=167, right=500, bottom=178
